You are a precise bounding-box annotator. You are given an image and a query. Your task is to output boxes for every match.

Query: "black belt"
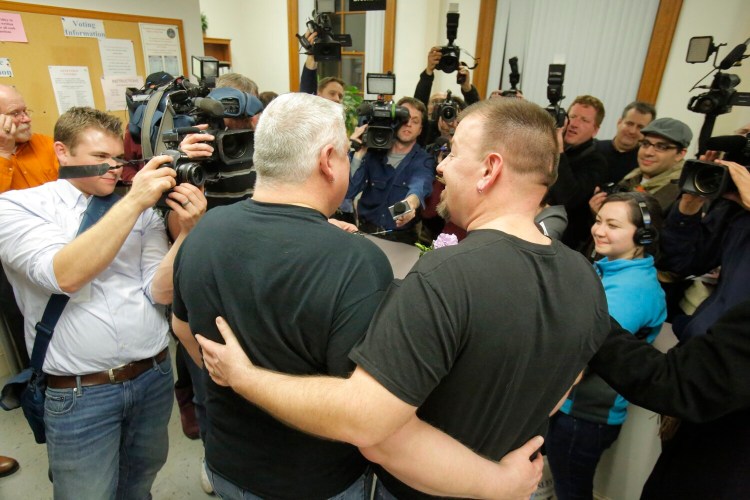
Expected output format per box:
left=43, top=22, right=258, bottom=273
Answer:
left=47, top=348, right=168, bottom=389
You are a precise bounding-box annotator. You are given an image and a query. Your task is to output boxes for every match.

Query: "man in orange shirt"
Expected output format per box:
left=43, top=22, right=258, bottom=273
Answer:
left=0, top=85, right=58, bottom=192
left=0, top=85, right=57, bottom=479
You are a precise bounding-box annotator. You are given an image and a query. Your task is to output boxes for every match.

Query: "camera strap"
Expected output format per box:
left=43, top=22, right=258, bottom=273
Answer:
left=58, top=164, right=117, bottom=179
left=140, top=85, right=172, bottom=158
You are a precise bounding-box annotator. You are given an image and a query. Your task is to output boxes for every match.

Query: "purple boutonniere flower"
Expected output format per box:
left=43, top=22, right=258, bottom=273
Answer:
left=415, top=232, right=459, bottom=256
left=433, top=232, right=459, bottom=249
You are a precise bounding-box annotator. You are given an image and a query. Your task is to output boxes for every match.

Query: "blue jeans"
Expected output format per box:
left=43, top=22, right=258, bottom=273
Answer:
left=545, top=412, right=622, bottom=500
left=44, top=351, right=174, bottom=500
left=206, top=465, right=372, bottom=500
left=373, top=477, right=397, bottom=500
left=183, top=348, right=208, bottom=441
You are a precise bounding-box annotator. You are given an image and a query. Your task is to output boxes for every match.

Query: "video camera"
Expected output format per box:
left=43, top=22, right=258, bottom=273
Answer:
left=685, top=35, right=750, bottom=152
left=296, top=10, right=352, bottom=62
left=545, top=64, right=567, bottom=128
left=678, top=133, right=750, bottom=198
left=679, top=158, right=750, bottom=199
left=357, top=73, right=410, bottom=150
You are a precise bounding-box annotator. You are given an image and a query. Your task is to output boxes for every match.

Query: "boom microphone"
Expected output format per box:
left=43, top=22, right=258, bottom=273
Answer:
left=718, top=38, right=750, bottom=70
left=357, top=101, right=373, bottom=116
left=194, top=97, right=226, bottom=117
left=706, top=134, right=747, bottom=152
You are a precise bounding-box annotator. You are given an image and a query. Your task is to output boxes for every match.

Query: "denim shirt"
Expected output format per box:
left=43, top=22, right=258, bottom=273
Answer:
left=345, top=144, right=434, bottom=230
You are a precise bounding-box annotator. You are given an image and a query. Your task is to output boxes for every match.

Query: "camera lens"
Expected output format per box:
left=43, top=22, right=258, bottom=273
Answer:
left=440, top=105, right=457, bottom=122
left=221, top=133, right=248, bottom=160
left=694, top=165, right=725, bottom=195
left=368, top=126, right=392, bottom=149
left=175, top=162, right=206, bottom=186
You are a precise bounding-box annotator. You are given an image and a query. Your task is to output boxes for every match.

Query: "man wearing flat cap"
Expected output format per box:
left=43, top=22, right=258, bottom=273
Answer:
left=591, top=117, right=693, bottom=215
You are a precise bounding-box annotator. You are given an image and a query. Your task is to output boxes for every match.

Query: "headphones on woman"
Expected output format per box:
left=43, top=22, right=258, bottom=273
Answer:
left=632, top=193, right=658, bottom=246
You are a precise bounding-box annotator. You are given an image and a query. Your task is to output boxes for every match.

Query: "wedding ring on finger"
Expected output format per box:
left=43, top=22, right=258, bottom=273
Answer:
left=181, top=200, right=191, bottom=208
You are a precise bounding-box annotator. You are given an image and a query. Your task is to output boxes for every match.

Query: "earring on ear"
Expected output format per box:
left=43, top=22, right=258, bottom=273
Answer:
left=477, top=187, right=483, bottom=194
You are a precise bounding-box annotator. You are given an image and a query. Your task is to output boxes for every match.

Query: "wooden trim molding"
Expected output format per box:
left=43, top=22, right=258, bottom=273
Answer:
left=382, top=0, right=397, bottom=72
left=637, top=0, right=684, bottom=103
left=287, top=0, right=301, bottom=91
left=473, top=0, right=497, bottom=100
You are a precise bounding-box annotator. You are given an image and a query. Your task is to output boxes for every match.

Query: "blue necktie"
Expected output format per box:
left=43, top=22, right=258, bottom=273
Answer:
left=78, top=193, right=120, bottom=233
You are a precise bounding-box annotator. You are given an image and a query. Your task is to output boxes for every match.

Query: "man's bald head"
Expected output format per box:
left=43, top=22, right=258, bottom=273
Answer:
left=0, top=85, right=33, bottom=144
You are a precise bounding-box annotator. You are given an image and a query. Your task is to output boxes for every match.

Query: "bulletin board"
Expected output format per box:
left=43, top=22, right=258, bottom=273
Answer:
left=0, top=1, right=188, bottom=136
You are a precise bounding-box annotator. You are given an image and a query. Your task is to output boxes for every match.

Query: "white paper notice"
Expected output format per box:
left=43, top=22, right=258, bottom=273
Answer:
left=0, top=58, right=13, bottom=77
left=139, top=23, right=182, bottom=77
left=99, top=38, right=137, bottom=76
left=61, top=17, right=105, bottom=39
left=48, top=66, right=95, bottom=114
left=101, top=75, right=142, bottom=111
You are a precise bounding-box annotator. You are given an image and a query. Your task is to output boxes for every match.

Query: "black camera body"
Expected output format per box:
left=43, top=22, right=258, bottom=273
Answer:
left=601, top=182, right=631, bottom=195
left=437, top=45, right=461, bottom=74
left=545, top=63, right=567, bottom=128
left=434, top=90, right=459, bottom=123
left=154, top=150, right=207, bottom=209
left=296, top=11, right=352, bottom=62
left=358, top=98, right=410, bottom=150
left=688, top=72, right=747, bottom=115
left=163, top=127, right=254, bottom=173
left=678, top=159, right=749, bottom=199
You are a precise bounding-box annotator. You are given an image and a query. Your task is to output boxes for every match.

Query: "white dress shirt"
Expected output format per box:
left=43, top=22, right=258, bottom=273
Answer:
left=0, top=180, right=170, bottom=375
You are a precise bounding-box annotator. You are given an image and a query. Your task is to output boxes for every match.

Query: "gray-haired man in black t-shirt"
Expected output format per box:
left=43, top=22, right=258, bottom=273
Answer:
left=197, top=98, right=610, bottom=499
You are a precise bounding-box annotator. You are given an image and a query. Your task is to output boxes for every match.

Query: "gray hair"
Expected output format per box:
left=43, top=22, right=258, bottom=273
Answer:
left=254, top=93, right=348, bottom=187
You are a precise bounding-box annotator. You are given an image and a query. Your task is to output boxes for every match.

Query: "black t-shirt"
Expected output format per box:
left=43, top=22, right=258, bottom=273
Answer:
left=350, top=230, right=609, bottom=500
left=595, top=139, right=639, bottom=184
left=173, top=199, right=393, bottom=500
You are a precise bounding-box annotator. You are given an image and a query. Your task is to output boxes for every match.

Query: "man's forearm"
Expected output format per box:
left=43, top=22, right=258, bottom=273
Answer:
left=52, top=196, right=144, bottom=293
left=151, top=232, right=186, bottom=305
left=228, top=364, right=414, bottom=448
left=361, top=416, right=541, bottom=499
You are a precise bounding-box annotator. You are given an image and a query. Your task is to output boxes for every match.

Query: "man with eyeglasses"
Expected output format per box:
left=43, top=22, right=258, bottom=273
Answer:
left=590, top=117, right=692, bottom=215
left=0, top=85, right=58, bottom=193
left=0, top=86, right=60, bottom=478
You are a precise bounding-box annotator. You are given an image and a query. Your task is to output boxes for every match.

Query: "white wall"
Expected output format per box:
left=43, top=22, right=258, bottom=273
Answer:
left=655, top=0, right=750, bottom=151
left=200, top=0, right=290, bottom=94
left=27, top=0, right=204, bottom=78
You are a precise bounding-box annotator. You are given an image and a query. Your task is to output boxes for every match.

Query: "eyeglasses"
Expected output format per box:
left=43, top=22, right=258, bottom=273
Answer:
left=638, top=139, right=678, bottom=152
left=7, top=109, right=33, bottom=119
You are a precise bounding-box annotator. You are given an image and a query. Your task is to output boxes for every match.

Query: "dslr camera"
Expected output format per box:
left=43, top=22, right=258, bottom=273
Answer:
left=296, top=10, right=352, bottom=62
left=436, top=5, right=463, bottom=80
left=357, top=73, right=410, bottom=150
left=601, top=182, right=631, bottom=195
left=545, top=64, right=567, bottom=128
left=433, top=90, right=460, bottom=123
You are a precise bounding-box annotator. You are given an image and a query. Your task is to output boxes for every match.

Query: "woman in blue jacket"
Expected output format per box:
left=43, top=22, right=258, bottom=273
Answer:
left=546, top=192, right=667, bottom=500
